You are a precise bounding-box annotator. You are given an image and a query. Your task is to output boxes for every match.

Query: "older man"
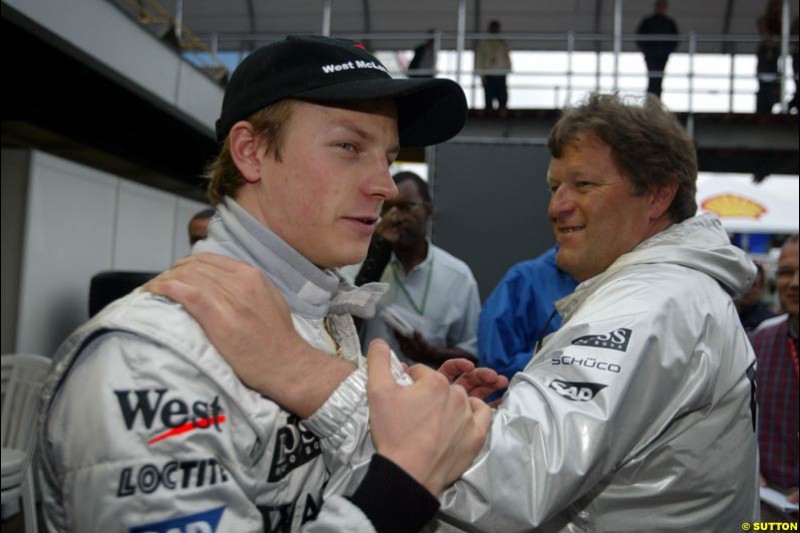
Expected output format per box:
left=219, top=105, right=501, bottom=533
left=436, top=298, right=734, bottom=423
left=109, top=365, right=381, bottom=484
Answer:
left=150, top=94, right=760, bottom=530
left=38, top=35, right=494, bottom=533
left=750, top=235, right=799, bottom=517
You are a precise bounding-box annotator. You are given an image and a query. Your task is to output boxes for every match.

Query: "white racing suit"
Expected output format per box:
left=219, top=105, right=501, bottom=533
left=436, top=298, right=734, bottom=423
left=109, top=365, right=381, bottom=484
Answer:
left=305, top=214, right=761, bottom=531
left=38, top=198, right=430, bottom=533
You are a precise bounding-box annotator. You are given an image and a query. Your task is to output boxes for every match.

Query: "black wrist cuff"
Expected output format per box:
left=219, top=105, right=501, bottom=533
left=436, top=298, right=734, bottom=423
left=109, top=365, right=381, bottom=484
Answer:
left=347, top=454, right=440, bottom=533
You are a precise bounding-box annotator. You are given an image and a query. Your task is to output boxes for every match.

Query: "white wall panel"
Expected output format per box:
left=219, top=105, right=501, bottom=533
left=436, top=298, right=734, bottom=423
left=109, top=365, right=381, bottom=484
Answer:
left=113, top=181, right=177, bottom=272
left=16, top=152, right=118, bottom=356
left=2, top=149, right=31, bottom=354
left=14, top=151, right=212, bottom=357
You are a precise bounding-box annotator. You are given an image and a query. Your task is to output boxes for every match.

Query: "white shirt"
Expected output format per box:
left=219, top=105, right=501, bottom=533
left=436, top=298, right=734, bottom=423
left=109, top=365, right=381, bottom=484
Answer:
left=361, top=242, right=480, bottom=365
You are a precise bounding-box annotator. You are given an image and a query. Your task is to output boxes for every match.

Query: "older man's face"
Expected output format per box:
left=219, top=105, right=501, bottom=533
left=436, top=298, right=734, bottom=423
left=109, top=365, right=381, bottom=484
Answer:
left=547, top=134, right=663, bottom=282
left=776, top=241, right=799, bottom=317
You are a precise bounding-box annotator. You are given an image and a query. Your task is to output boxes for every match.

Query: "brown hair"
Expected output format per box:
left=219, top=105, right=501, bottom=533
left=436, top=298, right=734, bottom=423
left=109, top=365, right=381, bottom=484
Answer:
left=206, top=99, right=295, bottom=205
left=548, top=93, right=698, bottom=222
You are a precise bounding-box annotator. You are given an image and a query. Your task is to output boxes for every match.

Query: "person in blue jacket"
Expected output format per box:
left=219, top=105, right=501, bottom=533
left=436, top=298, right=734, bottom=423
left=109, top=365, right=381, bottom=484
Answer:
left=478, top=246, right=577, bottom=383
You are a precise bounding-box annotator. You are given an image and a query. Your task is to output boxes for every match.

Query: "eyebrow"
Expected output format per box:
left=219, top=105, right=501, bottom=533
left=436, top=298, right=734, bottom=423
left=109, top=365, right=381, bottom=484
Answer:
left=335, top=119, right=400, bottom=155
left=336, top=119, right=371, bottom=140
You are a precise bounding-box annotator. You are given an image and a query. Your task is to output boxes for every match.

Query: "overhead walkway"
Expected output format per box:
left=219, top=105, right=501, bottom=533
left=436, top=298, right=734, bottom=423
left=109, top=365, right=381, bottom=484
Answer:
left=446, top=109, right=799, bottom=177
left=2, top=0, right=223, bottom=201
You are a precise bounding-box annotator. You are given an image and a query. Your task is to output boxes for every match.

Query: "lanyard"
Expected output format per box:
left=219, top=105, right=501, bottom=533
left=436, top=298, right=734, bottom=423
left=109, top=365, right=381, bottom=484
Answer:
left=391, top=254, right=434, bottom=316
left=787, top=335, right=799, bottom=384
left=534, top=308, right=560, bottom=355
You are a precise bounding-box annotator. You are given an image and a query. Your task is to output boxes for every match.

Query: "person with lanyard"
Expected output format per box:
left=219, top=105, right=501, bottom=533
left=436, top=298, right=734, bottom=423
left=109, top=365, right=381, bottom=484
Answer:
left=749, top=234, right=800, bottom=518
left=359, top=171, right=481, bottom=366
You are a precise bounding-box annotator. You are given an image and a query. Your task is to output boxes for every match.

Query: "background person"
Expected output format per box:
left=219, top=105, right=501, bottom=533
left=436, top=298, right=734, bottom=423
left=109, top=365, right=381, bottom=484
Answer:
left=636, top=0, right=679, bottom=98
left=478, top=245, right=577, bottom=387
left=408, top=31, right=436, bottom=78
left=475, top=20, right=511, bottom=114
left=188, top=207, right=215, bottom=245
left=756, top=13, right=781, bottom=114
left=736, top=261, right=775, bottom=330
left=749, top=234, right=799, bottom=519
left=478, top=246, right=578, bottom=379
left=360, top=171, right=481, bottom=366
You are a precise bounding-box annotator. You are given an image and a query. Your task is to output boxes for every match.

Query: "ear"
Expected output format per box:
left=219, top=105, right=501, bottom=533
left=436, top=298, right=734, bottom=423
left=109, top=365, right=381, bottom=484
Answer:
left=649, top=181, right=678, bottom=220
left=229, top=121, right=264, bottom=184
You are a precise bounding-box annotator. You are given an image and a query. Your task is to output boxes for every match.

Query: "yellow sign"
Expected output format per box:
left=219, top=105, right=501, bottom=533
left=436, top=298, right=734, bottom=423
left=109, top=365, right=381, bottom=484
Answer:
left=701, top=194, right=768, bottom=220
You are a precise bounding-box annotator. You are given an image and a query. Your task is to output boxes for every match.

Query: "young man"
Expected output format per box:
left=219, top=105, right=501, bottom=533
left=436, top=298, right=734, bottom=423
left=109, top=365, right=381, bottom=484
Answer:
left=38, top=35, right=495, bottom=533
left=360, top=171, right=481, bottom=366
left=149, top=93, right=760, bottom=530
left=750, top=235, right=799, bottom=518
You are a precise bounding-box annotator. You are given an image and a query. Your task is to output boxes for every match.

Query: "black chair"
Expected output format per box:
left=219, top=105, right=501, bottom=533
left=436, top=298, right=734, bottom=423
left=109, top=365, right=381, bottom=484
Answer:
left=89, top=271, right=160, bottom=317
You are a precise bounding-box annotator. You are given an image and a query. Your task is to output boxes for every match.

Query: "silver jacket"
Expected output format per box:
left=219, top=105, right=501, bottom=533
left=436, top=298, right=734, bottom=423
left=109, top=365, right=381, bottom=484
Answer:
left=39, top=198, right=386, bottom=533
left=305, top=214, right=761, bottom=532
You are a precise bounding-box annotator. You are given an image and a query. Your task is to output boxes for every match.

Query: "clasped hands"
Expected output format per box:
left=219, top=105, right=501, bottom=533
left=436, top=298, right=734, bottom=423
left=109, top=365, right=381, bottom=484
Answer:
left=144, top=253, right=507, bottom=494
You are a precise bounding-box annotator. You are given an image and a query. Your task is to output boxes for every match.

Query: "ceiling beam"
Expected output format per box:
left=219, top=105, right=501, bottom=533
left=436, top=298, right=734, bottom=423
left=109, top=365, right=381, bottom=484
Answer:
left=722, top=0, right=736, bottom=54
left=362, top=0, right=372, bottom=50
left=243, top=0, right=255, bottom=53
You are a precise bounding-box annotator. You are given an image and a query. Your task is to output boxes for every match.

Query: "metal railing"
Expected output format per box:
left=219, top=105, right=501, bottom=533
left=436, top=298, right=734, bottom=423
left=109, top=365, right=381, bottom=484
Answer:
left=195, top=30, right=798, bottom=116
left=114, top=0, right=798, bottom=115
left=120, top=0, right=228, bottom=82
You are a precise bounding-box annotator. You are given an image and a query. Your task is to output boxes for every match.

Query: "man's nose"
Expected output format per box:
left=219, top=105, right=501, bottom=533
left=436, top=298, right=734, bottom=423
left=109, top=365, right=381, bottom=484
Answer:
left=366, top=157, right=398, bottom=200
left=548, top=186, right=575, bottom=220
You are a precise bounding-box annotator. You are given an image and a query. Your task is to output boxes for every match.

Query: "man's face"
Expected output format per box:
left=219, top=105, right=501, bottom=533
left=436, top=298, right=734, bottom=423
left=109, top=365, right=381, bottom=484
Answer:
left=252, top=100, right=399, bottom=268
left=547, top=134, right=662, bottom=282
left=380, top=179, right=431, bottom=248
left=776, top=241, right=799, bottom=317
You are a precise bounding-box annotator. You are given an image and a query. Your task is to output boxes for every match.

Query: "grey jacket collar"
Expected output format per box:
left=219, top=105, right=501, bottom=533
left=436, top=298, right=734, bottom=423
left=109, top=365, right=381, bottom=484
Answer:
left=193, top=197, right=386, bottom=319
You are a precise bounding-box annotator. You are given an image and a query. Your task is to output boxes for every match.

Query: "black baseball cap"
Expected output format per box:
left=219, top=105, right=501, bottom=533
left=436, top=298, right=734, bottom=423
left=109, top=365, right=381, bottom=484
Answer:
left=215, top=35, right=467, bottom=147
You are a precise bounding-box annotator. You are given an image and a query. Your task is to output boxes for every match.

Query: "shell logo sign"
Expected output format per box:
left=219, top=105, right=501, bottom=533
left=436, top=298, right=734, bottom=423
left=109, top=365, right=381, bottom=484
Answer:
left=701, top=194, right=768, bottom=219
